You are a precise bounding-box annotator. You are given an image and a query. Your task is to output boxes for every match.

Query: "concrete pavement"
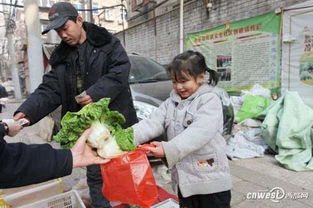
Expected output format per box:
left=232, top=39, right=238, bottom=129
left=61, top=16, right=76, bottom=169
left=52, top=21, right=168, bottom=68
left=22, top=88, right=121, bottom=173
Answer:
left=1, top=99, right=312, bottom=208
left=230, top=156, right=313, bottom=207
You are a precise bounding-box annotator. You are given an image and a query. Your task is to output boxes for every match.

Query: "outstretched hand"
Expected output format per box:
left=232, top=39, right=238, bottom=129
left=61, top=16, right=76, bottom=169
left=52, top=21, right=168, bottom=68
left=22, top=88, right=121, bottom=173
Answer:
left=13, top=112, right=30, bottom=126
left=3, top=119, right=23, bottom=137
left=71, top=128, right=109, bottom=168
left=140, top=141, right=165, bottom=158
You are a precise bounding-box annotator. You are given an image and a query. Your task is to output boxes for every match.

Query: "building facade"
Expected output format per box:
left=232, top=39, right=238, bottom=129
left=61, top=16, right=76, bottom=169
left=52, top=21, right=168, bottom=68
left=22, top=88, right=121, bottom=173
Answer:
left=0, top=0, right=129, bottom=95
left=0, top=2, right=27, bottom=94
left=39, top=0, right=128, bottom=41
left=116, top=0, right=305, bottom=65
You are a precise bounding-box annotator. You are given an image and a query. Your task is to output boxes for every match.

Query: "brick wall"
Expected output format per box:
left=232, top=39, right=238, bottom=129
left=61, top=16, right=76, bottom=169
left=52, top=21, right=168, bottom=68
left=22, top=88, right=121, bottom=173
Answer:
left=116, top=0, right=305, bottom=65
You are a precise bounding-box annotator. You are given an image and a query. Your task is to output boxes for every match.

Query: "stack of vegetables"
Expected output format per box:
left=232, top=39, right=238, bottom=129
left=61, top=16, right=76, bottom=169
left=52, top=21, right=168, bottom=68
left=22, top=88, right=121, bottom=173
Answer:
left=53, top=98, right=135, bottom=158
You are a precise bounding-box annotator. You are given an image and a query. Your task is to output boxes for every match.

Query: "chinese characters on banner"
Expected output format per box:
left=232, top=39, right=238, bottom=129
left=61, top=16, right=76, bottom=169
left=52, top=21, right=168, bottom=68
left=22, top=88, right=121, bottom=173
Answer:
left=186, top=12, right=281, bottom=94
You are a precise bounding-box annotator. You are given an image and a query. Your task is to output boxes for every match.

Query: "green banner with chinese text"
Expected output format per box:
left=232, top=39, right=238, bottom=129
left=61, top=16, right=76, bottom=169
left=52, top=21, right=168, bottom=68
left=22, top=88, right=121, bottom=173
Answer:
left=186, top=12, right=281, bottom=94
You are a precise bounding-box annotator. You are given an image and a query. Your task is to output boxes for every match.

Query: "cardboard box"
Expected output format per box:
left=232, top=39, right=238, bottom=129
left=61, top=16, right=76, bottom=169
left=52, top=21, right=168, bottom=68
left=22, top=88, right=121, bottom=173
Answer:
left=0, top=179, right=63, bottom=207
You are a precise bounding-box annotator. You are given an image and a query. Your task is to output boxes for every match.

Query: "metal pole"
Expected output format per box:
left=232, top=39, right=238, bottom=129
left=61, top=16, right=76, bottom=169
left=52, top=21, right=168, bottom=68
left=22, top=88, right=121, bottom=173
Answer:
left=24, top=0, right=44, bottom=93
left=179, top=0, right=184, bottom=53
left=89, top=0, right=93, bottom=23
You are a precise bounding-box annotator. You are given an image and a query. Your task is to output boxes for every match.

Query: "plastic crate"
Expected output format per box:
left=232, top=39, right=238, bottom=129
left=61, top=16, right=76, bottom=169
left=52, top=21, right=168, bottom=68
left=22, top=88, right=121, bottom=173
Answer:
left=152, top=198, right=179, bottom=208
left=0, top=179, right=63, bottom=207
left=20, top=190, right=85, bottom=208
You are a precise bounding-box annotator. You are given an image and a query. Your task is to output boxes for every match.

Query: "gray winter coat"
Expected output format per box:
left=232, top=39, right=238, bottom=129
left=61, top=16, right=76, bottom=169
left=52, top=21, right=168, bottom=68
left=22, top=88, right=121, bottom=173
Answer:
left=133, top=84, right=232, bottom=197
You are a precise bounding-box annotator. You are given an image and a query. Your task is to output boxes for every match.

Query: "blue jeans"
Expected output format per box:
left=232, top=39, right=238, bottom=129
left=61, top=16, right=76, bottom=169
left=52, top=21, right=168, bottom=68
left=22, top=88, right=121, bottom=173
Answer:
left=87, top=164, right=111, bottom=208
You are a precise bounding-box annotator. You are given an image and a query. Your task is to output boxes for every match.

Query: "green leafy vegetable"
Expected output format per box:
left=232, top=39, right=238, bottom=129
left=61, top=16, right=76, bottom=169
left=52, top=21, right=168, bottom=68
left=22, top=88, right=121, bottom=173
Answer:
left=53, top=98, right=135, bottom=152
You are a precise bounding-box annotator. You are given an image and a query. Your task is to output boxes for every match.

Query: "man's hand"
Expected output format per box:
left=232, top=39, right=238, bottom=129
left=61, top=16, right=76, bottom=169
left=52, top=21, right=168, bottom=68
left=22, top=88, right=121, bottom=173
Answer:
left=13, top=112, right=30, bottom=126
left=76, top=95, right=93, bottom=106
left=71, top=128, right=109, bottom=168
left=2, top=119, right=23, bottom=137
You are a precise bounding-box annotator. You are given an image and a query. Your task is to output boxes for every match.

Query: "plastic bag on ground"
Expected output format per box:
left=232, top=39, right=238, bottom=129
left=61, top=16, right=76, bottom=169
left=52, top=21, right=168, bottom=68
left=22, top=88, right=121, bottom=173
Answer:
left=235, top=95, right=271, bottom=123
left=226, top=129, right=267, bottom=159
left=241, top=84, right=271, bottom=98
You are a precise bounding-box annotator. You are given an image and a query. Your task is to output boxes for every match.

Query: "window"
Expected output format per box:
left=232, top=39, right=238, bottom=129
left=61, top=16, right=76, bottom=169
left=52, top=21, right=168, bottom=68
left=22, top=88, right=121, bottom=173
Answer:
left=41, top=24, right=47, bottom=34
left=40, top=0, right=54, bottom=7
left=104, top=9, right=114, bottom=21
left=92, top=3, right=99, bottom=15
left=136, top=0, right=144, bottom=5
left=72, top=3, right=82, bottom=10
left=117, top=8, right=127, bottom=24
left=128, top=55, right=169, bottom=84
left=49, top=0, right=55, bottom=6
left=39, top=0, right=48, bottom=7
left=131, top=0, right=149, bottom=11
left=72, top=3, right=82, bottom=15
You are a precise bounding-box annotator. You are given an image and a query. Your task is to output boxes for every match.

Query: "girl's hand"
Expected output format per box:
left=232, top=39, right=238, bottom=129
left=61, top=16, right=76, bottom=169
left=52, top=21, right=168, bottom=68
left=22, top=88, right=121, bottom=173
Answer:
left=141, top=141, right=165, bottom=158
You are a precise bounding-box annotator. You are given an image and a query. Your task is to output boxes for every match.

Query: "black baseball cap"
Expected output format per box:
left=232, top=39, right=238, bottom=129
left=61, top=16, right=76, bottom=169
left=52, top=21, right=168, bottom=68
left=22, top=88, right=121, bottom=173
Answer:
left=42, top=2, right=78, bottom=34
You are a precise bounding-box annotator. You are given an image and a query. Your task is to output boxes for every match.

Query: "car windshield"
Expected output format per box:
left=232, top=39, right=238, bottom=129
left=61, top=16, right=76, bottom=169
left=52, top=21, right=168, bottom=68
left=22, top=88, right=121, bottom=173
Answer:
left=129, top=55, right=169, bottom=83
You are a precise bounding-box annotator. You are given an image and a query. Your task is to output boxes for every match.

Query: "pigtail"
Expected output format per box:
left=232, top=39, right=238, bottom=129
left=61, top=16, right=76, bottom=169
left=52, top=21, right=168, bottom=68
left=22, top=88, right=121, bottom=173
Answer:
left=206, top=68, right=219, bottom=86
left=168, top=50, right=219, bottom=86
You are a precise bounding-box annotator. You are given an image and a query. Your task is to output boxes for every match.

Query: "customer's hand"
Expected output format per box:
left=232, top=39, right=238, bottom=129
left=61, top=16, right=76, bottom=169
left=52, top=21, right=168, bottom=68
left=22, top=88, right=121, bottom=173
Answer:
left=71, top=128, right=109, bottom=168
left=2, top=119, right=23, bottom=137
left=13, top=112, right=30, bottom=126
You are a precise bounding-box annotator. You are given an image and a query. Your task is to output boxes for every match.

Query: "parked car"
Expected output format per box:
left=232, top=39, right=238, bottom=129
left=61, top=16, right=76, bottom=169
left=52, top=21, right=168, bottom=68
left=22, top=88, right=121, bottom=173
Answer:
left=128, top=54, right=171, bottom=119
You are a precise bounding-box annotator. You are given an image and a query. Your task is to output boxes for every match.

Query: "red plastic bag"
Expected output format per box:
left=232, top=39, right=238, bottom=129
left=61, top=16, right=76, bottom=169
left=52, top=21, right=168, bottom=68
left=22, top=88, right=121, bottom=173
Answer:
left=100, top=146, right=158, bottom=207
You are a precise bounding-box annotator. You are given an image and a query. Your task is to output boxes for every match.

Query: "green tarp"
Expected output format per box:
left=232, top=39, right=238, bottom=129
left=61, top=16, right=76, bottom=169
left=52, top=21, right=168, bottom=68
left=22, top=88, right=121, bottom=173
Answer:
left=261, top=91, right=313, bottom=171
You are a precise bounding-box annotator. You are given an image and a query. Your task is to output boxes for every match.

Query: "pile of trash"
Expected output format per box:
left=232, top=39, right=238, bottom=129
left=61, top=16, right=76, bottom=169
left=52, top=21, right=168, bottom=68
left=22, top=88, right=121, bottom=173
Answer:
left=226, top=84, right=272, bottom=160
left=225, top=84, right=313, bottom=171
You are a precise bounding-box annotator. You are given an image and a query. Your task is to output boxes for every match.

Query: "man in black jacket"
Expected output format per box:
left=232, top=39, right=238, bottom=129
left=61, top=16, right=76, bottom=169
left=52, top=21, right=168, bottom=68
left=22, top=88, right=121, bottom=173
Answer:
left=0, top=120, right=108, bottom=188
left=14, top=2, right=137, bottom=207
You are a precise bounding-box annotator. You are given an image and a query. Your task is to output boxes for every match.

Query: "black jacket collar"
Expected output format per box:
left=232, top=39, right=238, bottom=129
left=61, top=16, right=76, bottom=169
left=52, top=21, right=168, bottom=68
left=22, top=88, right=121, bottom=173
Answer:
left=49, top=22, right=112, bottom=66
left=83, top=22, right=112, bottom=46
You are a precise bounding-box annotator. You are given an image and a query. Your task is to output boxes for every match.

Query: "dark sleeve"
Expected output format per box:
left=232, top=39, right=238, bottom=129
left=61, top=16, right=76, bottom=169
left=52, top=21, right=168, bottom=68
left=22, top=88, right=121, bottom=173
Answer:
left=0, top=128, right=72, bottom=188
left=0, top=124, right=6, bottom=139
left=14, top=69, right=62, bottom=124
left=86, top=37, right=130, bottom=102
